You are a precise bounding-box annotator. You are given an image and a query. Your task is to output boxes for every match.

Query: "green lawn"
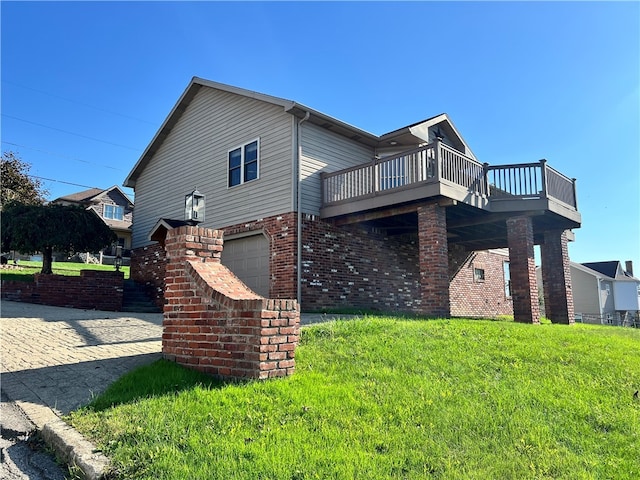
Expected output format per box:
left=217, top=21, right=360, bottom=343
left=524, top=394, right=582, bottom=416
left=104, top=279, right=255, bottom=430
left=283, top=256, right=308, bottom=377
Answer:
left=68, top=317, right=640, bottom=479
left=0, top=260, right=129, bottom=280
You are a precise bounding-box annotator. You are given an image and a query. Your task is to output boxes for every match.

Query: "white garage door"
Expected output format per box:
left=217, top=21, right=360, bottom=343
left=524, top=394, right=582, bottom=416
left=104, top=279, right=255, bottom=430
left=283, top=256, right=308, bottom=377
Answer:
left=221, top=234, right=270, bottom=297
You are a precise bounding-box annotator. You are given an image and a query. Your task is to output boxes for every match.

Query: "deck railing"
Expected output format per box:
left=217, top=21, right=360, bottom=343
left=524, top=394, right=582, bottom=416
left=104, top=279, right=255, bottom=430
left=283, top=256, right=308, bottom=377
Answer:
left=321, top=141, right=577, bottom=210
left=486, top=160, right=577, bottom=208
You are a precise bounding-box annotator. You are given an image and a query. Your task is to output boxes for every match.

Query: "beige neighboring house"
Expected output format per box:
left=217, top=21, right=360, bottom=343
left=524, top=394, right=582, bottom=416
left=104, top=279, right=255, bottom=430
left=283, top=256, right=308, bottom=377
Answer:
left=52, top=185, right=134, bottom=262
left=538, top=260, right=640, bottom=326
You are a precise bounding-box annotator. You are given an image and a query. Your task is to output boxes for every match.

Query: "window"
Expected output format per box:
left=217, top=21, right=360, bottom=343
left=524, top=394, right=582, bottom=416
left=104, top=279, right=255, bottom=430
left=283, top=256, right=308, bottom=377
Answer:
left=474, top=267, right=485, bottom=282
left=228, top=139, right=259, bottom=187
left=503, top=261, right=511, bottom=298
left=104, top=204, right=124, bottom=220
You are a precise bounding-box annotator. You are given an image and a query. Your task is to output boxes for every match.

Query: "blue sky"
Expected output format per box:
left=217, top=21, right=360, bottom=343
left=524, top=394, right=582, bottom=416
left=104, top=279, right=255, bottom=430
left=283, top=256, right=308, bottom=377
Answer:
left=2, top=1, right=638, bottom=268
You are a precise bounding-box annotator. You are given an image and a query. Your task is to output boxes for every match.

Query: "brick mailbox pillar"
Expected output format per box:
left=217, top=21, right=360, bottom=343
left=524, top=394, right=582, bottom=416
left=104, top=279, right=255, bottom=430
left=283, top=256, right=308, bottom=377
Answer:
left=541, top=229, right=575, bottom=324
left=506, top=216, right=541, bottom=324
left=162, top=225, right=300, bottom=380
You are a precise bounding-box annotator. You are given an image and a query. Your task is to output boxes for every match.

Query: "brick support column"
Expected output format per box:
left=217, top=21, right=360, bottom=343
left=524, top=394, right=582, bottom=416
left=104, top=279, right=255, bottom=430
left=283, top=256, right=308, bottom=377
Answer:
left=418, top=203, right=450, bottom=317
left=541, top=229, right=575, bottom=324
left=506, top=216, right=540, bottom=324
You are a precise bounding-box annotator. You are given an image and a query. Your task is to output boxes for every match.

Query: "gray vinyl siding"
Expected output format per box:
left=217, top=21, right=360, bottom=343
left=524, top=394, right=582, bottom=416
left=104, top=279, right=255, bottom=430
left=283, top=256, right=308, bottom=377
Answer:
left=131, top=88, right=293, bottom=248
left=299, top=123, right=375, bottom=215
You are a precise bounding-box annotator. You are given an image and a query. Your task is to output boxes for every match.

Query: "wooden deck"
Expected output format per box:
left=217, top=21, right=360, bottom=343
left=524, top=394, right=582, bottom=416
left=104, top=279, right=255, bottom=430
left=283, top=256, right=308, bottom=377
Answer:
left=320, top=139, right=580, bottom=227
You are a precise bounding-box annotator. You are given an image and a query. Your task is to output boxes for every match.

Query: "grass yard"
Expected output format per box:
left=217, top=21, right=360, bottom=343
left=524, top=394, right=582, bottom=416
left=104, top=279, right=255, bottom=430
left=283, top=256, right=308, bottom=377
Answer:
left=68, top=317, right=640, bottom=479
left=0, top=260, right=129, bottom=280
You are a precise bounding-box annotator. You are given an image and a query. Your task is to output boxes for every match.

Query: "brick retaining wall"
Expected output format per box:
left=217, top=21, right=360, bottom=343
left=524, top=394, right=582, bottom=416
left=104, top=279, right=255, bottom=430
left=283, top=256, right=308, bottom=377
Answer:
left=1, top=270, right=124, bottom=311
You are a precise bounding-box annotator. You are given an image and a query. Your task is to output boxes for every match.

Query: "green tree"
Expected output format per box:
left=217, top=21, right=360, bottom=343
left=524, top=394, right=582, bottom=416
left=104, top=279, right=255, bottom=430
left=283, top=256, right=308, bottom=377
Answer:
left=1, top=203, right=117, bottom=274
left=1, top=151, right=48, bottom=208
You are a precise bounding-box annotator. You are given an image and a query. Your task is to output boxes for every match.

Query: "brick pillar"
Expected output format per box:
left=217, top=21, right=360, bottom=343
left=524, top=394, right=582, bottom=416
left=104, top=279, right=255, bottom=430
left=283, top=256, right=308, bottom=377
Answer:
left=418, top=203, right=450, bottom=317
left=506, top=216, right=540, bottom=324
left=163, top=225, right=299, bottom=380
left=541, top=229, right=575, bottom=324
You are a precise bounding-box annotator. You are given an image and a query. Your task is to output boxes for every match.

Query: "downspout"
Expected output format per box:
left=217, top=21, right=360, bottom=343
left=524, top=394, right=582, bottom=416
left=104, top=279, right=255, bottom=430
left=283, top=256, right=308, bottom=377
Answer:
left=295, top=111, right=310, bottom=305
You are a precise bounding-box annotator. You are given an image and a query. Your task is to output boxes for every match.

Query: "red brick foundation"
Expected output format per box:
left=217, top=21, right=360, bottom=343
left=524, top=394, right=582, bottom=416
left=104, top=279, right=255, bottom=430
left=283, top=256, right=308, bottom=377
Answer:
left=541, top=229, right=575, bottom=324
left=162, top=226, right=299, bottom=380
left=131, top=211, right=514, bottom=317
left=1, top=270, right=124, bottom=311
left=507, top=216, right=540, bottom=324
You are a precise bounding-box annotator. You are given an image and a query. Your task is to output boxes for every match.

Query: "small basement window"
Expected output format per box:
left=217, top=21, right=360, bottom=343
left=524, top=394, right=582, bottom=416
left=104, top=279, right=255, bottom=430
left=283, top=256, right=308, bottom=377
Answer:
left=229, top=138, right=259, bottom=187
left=474, top=267, right=485, bottom=282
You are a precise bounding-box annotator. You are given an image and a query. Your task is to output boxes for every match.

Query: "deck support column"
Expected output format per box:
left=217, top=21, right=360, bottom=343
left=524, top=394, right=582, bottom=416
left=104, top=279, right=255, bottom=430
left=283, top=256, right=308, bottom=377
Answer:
left=418, top=202, right=450, bottom=318
left=506, top=216, right=540, bottom=324
left=541, top=230, right=575, bottom=324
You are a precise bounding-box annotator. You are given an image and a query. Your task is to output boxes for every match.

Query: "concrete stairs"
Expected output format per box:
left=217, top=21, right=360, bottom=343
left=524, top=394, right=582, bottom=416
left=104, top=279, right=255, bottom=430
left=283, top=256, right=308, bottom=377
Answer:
left=122, top=279, right=162, bottom=313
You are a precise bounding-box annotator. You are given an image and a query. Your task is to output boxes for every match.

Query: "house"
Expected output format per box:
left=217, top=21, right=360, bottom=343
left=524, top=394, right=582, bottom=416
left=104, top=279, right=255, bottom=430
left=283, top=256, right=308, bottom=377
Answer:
left=52, top=185, right=134, bottom=262
left=539, top=260, right=640, bottom=326
left=124, top=77, right=581, bottom=322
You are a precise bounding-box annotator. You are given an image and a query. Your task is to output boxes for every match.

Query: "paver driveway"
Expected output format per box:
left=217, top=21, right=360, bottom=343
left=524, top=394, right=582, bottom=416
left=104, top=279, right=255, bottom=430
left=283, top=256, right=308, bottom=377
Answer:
left=0, top=300, right=163, bottom=427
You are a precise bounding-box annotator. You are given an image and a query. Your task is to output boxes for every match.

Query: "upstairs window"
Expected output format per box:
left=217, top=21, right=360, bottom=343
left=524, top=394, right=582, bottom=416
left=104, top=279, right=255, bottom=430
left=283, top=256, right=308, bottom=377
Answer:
left=104, top=204, right=124, bottom=220
left=229, top=139, right=259, bottom=187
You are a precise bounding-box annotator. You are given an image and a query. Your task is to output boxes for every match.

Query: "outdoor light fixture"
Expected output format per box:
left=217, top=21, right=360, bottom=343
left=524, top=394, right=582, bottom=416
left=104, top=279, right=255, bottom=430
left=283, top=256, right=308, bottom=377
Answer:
left=185, top=188, right=206, bottom=225
left=114, top=245, right=123, bottom=272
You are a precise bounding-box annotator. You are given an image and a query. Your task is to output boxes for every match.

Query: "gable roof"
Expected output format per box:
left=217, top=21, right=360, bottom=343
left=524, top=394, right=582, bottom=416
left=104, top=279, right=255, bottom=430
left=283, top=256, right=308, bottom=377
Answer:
left=581, top=261, right=620, bottom=279
left=124, top=77, right=474, bottom=188
left=54, top=187, right=105, bottom=203
left=53, top=185, right=133, bottom=206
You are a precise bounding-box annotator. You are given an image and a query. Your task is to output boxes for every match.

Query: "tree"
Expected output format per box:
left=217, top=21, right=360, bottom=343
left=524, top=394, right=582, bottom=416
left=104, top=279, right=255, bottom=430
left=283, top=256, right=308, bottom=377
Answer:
left=1, top=203, right=117, bottom=274
left=1, top=151, right=49, bottom=208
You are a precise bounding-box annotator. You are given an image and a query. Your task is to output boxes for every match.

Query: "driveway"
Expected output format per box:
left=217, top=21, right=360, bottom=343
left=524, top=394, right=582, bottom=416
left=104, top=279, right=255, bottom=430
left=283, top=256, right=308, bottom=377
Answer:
left=0, top=301, right=163, bottom=427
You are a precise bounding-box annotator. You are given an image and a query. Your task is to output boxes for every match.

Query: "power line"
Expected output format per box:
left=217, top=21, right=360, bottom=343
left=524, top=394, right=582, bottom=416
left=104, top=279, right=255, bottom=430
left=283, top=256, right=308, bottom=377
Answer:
left=2, top=79, right=157, bottom=126
left=28, top=175, right=101, bottom=191
left=2, top=141, right=124, bottom=171
left=28, top=175, right=133, bottom=195
left=2, top=114, right=143, bottom=152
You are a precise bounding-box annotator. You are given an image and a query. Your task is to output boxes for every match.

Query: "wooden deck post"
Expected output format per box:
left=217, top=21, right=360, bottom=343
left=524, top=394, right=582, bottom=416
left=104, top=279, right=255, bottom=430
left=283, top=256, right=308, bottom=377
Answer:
left=506, top=216, right=540, bottom=324
left=541, top=229, right=575, bottom=324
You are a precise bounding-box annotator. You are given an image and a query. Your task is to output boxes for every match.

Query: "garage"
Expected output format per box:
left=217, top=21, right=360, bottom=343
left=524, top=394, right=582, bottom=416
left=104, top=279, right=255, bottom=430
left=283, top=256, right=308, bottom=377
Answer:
left=221, top=233, right=270, bottom=297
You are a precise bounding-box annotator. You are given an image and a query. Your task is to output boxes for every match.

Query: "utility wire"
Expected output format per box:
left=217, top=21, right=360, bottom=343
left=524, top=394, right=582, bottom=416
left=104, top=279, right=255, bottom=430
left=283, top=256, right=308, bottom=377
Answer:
left=2, top=114, right=142, bottom=152
left=2, top=141, right=124, bottom=171
left=28, top=175, right=101, bottom=190
left=2, top=79, right=157, bottom=125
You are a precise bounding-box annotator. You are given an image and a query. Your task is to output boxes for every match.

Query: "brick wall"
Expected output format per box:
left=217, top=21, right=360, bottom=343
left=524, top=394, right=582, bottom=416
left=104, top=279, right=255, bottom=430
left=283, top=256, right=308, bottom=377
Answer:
left=1, top=270, right=124, bottom=311
left=450, top=250, right=513, bottom=317
left=301, top=215, right=421, bottom=312
left=162, top=226, right=299, bottom=380
left=131, top=211, right=514, bottom=317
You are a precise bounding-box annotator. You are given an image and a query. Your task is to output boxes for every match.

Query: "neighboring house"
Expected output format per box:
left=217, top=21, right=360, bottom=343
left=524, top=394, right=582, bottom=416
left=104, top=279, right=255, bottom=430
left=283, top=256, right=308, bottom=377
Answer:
left=539, top=261, right=640, bottom=326
left=124, top=77, right=581, bottom=320
left=52, top=185, right=134, bottom=261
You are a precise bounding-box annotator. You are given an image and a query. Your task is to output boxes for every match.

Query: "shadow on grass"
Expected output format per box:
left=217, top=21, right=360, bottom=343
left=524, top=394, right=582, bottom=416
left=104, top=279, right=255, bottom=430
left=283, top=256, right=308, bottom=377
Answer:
left=83, top=359, right=227, bottom=412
